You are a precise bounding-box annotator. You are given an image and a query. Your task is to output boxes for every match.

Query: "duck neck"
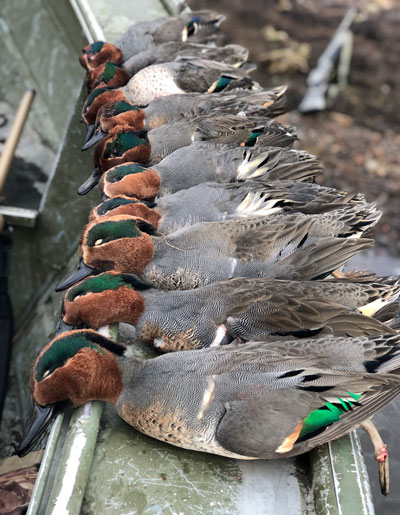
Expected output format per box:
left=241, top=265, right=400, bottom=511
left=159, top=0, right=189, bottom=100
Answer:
left=64, top=284, right=147, bottom=329
left=88, top=350, right=124, bottom=404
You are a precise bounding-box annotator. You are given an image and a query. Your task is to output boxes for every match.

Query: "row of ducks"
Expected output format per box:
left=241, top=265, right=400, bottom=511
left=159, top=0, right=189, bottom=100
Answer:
left=18, top=9, right=400, bottom=495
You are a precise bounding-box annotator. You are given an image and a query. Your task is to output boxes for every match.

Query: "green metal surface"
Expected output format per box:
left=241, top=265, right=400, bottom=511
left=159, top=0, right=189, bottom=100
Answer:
left=311, top=433, right=375, bottom=515
left=45, top=401, right=104, bottom=515
left=26, top=413, right=64, bottom=515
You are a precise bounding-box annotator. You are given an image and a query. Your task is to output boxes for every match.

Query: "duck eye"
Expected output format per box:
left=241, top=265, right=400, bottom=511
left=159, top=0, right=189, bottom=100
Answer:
left=95, top=239, right=103, bottom=246
left=42, top=369, right=51, bottom=379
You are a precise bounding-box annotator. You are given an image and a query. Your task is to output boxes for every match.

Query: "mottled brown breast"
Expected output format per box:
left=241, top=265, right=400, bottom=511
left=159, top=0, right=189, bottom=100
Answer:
left=120, top=400, right=197, bottom=448
left=119, top=399, right=257, bottom=459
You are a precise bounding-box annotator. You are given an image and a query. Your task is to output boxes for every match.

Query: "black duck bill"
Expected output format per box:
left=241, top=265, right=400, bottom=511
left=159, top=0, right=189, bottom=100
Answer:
left=55, top=260, right=96, bottom=292
left=81, top=127, right=107, bottom=151
left=77, top=167, right=103, bottom=195
left=15, top=403, right=57, bottom=457
left=83, top=124, right=95, bottom=146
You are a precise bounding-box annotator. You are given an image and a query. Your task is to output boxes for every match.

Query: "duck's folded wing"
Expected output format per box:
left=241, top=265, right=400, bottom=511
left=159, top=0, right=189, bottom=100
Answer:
left=215, top=371, right=400, bottom=458
left=231, top=215, right=315, bottom=261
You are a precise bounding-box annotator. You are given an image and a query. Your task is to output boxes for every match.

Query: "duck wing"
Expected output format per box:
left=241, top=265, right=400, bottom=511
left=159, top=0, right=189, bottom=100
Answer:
left=214, top=363, right=400, bottom=458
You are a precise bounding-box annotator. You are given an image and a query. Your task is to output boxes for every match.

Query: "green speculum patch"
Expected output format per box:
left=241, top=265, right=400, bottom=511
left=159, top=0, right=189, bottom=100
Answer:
left=243, top=128, right=264, bottom=147
left=212, top=76, right=232, bottom=93
left=107, top=164, right=148, bottom=182
left=66, top=273, right=131, bottom=301
left=36, top=334, right=105, bottom=380
left=112, top=100, right=140, bottom=115
left=103, top=131, right=149, bottom=158
left=86, top=219, right=141, bottom=246
left=298, top=392, right=362, bottom=440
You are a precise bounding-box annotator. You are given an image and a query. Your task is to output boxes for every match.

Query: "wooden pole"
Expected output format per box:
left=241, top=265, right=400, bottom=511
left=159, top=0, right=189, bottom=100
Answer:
left=0, top=89, right=36, bottom=192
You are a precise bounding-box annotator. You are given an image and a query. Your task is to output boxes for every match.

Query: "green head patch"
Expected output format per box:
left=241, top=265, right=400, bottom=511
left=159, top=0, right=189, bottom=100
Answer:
left=86, top=219, right=142, bottom=247
left=66, top=273, right=131, bottom=301
left=99, top=62, right=119, bottom=82
left=66, top=272, right=152, bottom=301
left=96, top=197, right=140, bottom=216
left=108, top=101, right=141, bottom=116
left=106, top=163, right=148, bottom=183
left=84, top=87, right=110, bottom=113
left=36, top=333, right=105, bottom=381
left=86, top=41, right=104, bottom=56
left=103, top=131, right=149, bottom=159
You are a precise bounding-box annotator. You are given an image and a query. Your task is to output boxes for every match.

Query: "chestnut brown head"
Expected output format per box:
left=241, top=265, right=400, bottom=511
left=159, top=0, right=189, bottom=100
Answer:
left=87, top=62, right=130, bottom=92
left=79, top=41, right=123, bottom=71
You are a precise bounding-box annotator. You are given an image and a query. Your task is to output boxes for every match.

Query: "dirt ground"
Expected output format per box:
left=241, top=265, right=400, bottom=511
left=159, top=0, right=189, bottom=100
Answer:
left=189, top=0, right=400, bottom=254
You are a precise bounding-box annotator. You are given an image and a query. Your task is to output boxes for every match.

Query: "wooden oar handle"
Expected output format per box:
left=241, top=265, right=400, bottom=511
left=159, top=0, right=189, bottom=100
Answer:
left=0, top=89, right=36, bottom=192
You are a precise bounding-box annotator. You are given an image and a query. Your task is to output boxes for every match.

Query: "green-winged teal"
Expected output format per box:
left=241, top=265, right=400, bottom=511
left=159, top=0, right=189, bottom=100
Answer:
left=55, top=214, right=374, bottom=292
left=82, top=88, right=287, bottom=149
left=96, top=145, right=322, bottom=200
left=17, top=329, right=398, bottom=495
left=81, top=57, right=260, bottom=126
left=89, top=185, right=378, bottom=235
left=61, top=271, right=397, bottom=348
left=79, top=122, right=298, bottom=195
left=79, top=12, right=226, bottom=71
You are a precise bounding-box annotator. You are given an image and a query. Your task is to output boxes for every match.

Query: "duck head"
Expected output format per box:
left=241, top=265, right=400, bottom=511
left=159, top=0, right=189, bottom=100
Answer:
left=100, top=163, right=160, bottom=200
left=79, top=41, right=123, bottom=71
left=78, top=129, right=151, bottom=195
left=16, top=330, right=125, bottom=456
left=81, top=87, right=125, bottom=142
left=96, top=126, right=151, bottom=170
left=55, top=215, right=156, bottom=291
left=89, top=196, right=160, bottom=226
left=181, top=13, right=226, bottom=42
left=81, top=100, right=146, bottom=150
left=87, top=62, right=130, bottom=92
left=62, top=272, right=152, bottom=329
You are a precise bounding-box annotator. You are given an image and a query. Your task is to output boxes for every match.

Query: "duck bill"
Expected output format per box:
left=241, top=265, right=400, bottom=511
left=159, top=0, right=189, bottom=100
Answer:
left=55, top=261, right=96, bottom=292
left=77, top=167, right=103, bottom=195
left=82, top=124, right=95, bottom=146
left=81, top=128, right=107, bottom=151
left=15, top=404, right=56, bottom=457
left=55, top=318, right=79, bottom=336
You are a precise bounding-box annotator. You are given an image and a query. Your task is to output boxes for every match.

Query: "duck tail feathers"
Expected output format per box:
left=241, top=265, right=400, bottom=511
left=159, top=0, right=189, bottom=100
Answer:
left=236, top=148, right=323, bottom=182
left=275, top=237, right=374, bottom=282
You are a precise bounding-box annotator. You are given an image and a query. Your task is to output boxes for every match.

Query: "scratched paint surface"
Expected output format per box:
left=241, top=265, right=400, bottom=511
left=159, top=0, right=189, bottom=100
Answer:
left=82, top=405, right=239, bottom=514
